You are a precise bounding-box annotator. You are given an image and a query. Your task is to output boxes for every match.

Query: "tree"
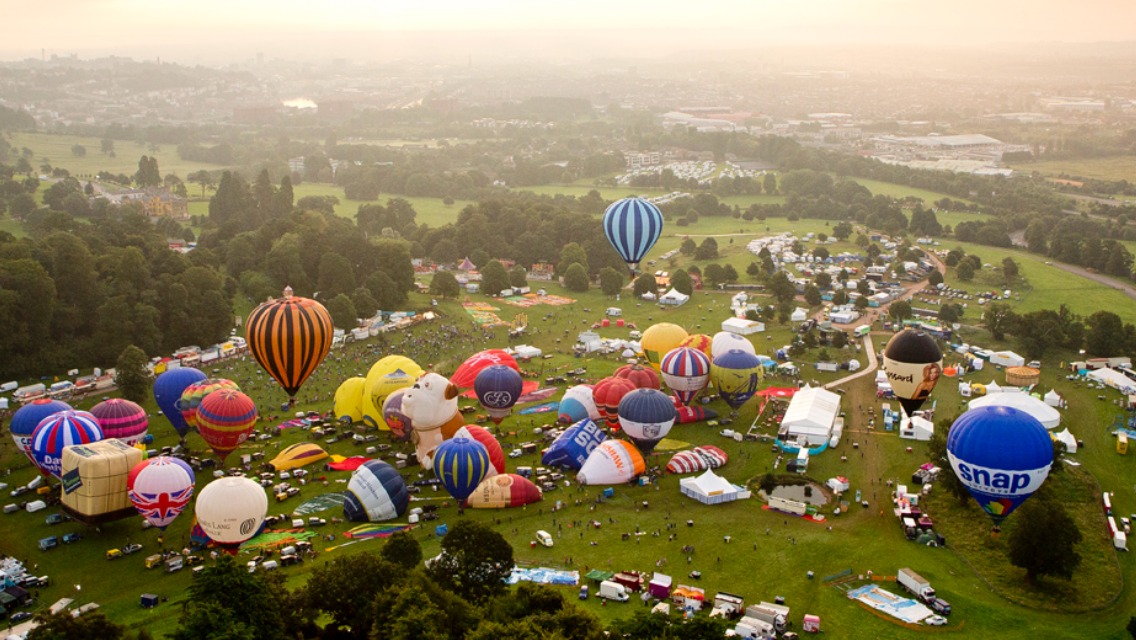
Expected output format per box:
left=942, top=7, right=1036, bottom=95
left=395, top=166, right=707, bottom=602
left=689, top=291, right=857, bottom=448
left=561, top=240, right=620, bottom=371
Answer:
left=956, top=261, right=975, bottom=282
left=173, top=554, right=285, bottom=640
left=927, top=420, right=971, bottom=504
left=679, top=237, right=697, bottom=255
left=558, top=242, right=589, bottom=276
left=425, top=520, right=514, bottom=603
left=114, top=345, right=151, bottom=404
left=804, top=285, right=822, bottom=306
left=928, top=270, right=944, bottom=287
left=702, top=263, right=726, bottom=288
left=326, top=293, right=358, bottom=330
left=768, top=271, right=796, bottom=305
left=889, top=300, right=912, bottom=322
left=381, top=531, right=423, bottom=571
left=694, top=238, right=719, bottom=260
left=598, top=267, right=623, bottom=296
left=28, top=610, right=125, bottom=640
left=670, top=268, right=693, bottom=295
left=352, top=287, right=379, bottom=318
left=984, top=302, right=1016, bottom=341
left=430, top=271, right=461, bottom=299
left=509, top=266, right=528, bottom=289
left=1007, top=494, right=1083, bottom=584
left=763, top=172, right=777, bottom=194
left=134, top=155, right=161, bottom=188
left=563, top=263, right=590, bottom=292
left=481, top=260, right=511, bottom=296
left=633, top=273, right=657, bottom=297
left=1002, top=257, right=1020, bottom=284
left=318, top=253, right=356, bottom=298
left=301, top=554, right=405, bottom=639
left=1085, top=311, right=1126, bottom=357
left=939, top=303, right=963, bottom=324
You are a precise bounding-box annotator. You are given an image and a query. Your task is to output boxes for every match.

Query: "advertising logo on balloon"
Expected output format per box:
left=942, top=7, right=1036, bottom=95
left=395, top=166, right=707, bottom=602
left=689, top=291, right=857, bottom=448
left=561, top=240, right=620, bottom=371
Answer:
left=947, top=454, right=1051, bottom=497
left=481, top=390, right=514, bottom=408
left=240, top=518, right=257, bottom=536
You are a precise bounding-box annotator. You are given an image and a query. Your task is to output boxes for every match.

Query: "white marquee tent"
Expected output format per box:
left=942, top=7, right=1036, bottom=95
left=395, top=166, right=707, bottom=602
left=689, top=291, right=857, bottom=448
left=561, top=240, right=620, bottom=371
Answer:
left=721, top=316, right=764, bottom=335
left=660, top=288, right=690, bottom=306
left=1044, top=389, right=1063, bottom=407
left=1087, top=368, right=1136, bottom=394
left=780, top=386, right=842, bottom=447
left=679, top=469, right=752, bottom=505
left=968, top=392, right=1061, bottom=430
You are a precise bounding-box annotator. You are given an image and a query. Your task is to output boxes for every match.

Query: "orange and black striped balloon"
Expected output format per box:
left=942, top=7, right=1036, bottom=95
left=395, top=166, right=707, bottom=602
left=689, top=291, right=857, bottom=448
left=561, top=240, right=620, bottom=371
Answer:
left=246, top=287, right=333, bottom=398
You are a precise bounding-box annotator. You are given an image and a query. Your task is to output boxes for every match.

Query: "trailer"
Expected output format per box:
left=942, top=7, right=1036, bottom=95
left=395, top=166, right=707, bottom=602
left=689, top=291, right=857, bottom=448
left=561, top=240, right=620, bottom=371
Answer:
left=897, top=568, right=935, bottom=602
left=767, top=495, right=808, bottom=516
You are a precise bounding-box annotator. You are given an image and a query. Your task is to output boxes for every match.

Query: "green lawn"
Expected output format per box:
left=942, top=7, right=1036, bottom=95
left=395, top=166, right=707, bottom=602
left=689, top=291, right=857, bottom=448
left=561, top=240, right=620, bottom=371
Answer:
left=8, top=132, right=229, bottom=180
left=1011, top=156, right=1136, bottom=183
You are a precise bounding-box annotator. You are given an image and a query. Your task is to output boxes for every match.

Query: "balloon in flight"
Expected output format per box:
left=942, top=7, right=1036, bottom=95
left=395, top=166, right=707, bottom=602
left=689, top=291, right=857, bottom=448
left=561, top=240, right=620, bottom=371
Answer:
left=711, top=349, right=762, bottom=410
left=433, top=437, right=491, bottom=503
left=882, top=329, right=943, bottom=417
left=89, top=398, right=148, bottom=446
left=617, top=388, right=677, bottom=455
left=245, top=286, right=334, bottom=398
left=602, top=197, right=664, bottom=274
left=31, top=410, right=103, bottom=478
left=474, top=364, right=524, bottom=425
left=660, top=346, right=711, bottom=406
left=195, top=389, right=258, bottom=462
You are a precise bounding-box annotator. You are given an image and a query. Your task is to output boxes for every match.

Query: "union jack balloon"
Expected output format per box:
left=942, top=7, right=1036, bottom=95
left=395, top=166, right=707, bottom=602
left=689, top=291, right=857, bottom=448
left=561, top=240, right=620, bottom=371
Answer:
left=128, top=456, right=196, bottom=530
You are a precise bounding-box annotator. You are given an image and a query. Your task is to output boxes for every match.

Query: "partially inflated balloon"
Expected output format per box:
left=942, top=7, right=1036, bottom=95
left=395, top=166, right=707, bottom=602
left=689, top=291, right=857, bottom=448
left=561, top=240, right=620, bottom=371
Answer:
left=711, top=331, right=756, bottom=360
left=542, top=418, right=607, bottom=471
left=178, top=379, right=240, bottom=431
left=558, top=385, right=599, bottom=425
left=344, top=460, right=409, bottom=522
left=615, top=363, right=661, bottom=390
left=603, top=197, right=664, bottom=274
left=196, top=389, right=258, bottom=462
left=679, top=334, right=713, bottom=359
left=382, top=388, right=414, bottom=442
left=31, top=411, right=103, bottom=478
left=468, top=474, right=543, bottom=509
left=883, top=329, right=943, bottom=417
left=128, top=456, right=195, bottom=530
left=947, top=406, right=1053, bottom=528
left=454, top=425, right=505, bottom=476
left=10, top=398, right=72, bottom=462
left=712, top=350, right=762, bottom=410
left=362, top=355, right=424, bottom=430
left=666, top=446, right=728, bottom=474
left=474, top=365, right=524, bottom=425
left=451, top=349, right=520, bottom=388
left=153, top=368, right=206, bottom=439
left=269, top=443, right=329, bottom=471
left=195, top=476, right=267, bottom=553
left=433, top=437, right=490, bottom=503
left=640, top=323, right=689, bottom=371
left=246, top=287, right=333, bottom=398
left=593, top=377, right=637, bottom=430
left=333, top=377, right=367, bottom=424
left=576, top=440, right=645, bottom=486
left=618, top=389, right=677, bottom=455
left=661, top=347, right=712, bottom=406
left=90, top=399, right=148, bottom=446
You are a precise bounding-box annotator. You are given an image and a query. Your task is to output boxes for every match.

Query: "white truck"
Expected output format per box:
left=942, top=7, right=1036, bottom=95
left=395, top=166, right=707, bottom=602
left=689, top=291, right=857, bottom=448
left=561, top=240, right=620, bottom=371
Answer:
left=598, top=580, right=630, bottom=602
left=710, top=592, right=745, bottom=619
left=745, top=602, right=789, bottom=633
left=897, top=567, right=935, bottom=602
left=733, top=615, right=775, bottom=639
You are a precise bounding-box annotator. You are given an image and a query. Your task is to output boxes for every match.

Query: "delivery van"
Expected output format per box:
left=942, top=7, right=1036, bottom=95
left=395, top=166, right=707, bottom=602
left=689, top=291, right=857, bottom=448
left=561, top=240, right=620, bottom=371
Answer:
left=598, top=580, right=630, bottom=602
left=535, top=530, right=554, bottom=547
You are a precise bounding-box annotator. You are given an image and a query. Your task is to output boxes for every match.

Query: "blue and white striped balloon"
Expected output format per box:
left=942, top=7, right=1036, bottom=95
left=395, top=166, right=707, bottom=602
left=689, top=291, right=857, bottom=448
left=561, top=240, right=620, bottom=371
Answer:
left=661, top=347, right=712, bottom=406
left=31, top=410, right=104, bottom=478
left=602, top=197, right=664, bottom=272
left=344, top=460, right=409, bottom=522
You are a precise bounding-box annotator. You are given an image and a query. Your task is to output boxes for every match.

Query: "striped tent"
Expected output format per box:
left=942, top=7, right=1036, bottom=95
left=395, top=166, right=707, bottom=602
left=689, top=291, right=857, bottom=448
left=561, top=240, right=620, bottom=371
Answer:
left=246, top=286, right=334, bottom=398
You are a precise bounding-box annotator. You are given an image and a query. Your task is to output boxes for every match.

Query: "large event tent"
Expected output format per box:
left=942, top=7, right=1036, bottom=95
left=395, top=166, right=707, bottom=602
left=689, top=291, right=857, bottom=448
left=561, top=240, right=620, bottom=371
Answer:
left=968, top=392, right=1061, bottom=430
left=779, top=386, right=841, bottom=446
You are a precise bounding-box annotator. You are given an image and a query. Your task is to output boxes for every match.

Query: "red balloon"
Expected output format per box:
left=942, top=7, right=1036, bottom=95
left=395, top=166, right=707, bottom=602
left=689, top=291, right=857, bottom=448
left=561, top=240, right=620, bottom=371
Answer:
left=614, top=364, right=661, bottom=390
left=455, top=425, right=506, bottom=475
left=450, top=350, right=520, bottom=388
left=592, top=377, right=636, bottom=431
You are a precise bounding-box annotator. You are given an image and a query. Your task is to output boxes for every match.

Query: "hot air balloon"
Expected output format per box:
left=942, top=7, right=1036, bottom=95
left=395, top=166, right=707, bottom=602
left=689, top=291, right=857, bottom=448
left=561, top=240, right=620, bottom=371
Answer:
left=31, top=410, right=103, bottom=478
left=59, top=438, right=145, bottom=525
left=711, top=331, right=756, bottom=360
left=640, top=323, right=689, bottom=371
left=602, top=197, right=664, bottom=275
left=676, top=405, right=718, bottom=424
left=333, top=377, right=367, bottom=424
left=361, top=355, right=424, bottom=430
left=382, top=388, right=414, bottom=442
left=712, top=350, right=762, bottom=411
left=269, top=443, right=329, bottom=471
left=194, top=476, right=268, bottom=554
left=474, top=364, right=524, bottom=425
left=196, top=389, right=258, bottom=462
left=153, top=368, right=206, bottom=440
left=453, top=425, right=505, bottom=476
left=9, top=398, right=71, bottom=462
left=666, top=446, right=728, bottom=475
left=451, top=349, right=520, bottom=388
left=128, top=456, right=195, bottom=530
left=178, top=379, right=240, bottom=431
left=883, top=329, right=943, bottom=417
left=576, top=440, right=645, bottom=486
left=543, top=418, right=607, bottom=471
left=404, top=373, right=464, bottom=468
left=618, top=389, right=677, bottom=455
left=947, top=406, right=1053, bottom=530
left=615, top=363, right=661, bottom=390
left=433, top=437, right=491, bottom=503
left=343, top=460, right=409, bottom=522
left=467, top=474, right=543, bottom=509
left=593, top=377, right=637, bottom=430
left=246, top=286, right=333, bottom=399
left=679, top=333, right=713, bottom=358
left=557, top=385, right=599, bottom=425
left=90, top=398, right=148, bottom=446
left=661, top=347, right=712, bottom=406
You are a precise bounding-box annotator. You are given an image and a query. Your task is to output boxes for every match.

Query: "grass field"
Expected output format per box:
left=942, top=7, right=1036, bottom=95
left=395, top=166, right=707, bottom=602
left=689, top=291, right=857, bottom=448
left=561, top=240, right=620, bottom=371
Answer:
left=1011, top=156, right=1136, bottom=183
left=7, top=132, right=229, bottom=180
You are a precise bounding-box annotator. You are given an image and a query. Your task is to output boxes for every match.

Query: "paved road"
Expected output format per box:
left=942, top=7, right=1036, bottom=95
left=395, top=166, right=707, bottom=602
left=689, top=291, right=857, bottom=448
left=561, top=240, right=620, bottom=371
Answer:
left=825, top=333, right=878, bottom=390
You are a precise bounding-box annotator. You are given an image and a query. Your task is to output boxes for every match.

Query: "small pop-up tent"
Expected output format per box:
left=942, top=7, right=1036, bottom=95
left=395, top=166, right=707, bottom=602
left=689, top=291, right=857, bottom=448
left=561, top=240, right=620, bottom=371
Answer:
left=679, top=469, right=751, bottom=505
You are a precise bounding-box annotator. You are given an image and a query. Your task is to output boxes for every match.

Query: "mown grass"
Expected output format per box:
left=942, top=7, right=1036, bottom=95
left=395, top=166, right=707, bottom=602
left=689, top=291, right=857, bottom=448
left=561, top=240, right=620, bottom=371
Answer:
left=7, top=132, right=228, bottom=179
left=1012, top=156, right=1136, bottom=183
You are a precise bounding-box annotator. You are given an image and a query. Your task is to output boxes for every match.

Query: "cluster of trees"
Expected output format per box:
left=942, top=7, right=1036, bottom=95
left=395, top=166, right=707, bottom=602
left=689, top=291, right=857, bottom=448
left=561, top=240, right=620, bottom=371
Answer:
left=1024, top=217, right=1135, bottom=279
left=982, top=303, right=1136, bottom=360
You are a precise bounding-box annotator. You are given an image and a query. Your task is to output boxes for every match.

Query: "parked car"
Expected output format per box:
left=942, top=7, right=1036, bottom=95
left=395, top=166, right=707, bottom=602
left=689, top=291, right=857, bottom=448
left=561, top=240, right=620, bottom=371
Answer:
left=11, top=611, right=33, bottom=623
left=925, top=615, right=948, bottom=626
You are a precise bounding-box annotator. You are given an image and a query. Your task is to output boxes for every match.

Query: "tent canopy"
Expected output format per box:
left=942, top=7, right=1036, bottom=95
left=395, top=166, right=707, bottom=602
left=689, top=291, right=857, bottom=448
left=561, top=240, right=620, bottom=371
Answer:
left=780, top=386, right=841, bottom=445
left=968, top=392, right=1061, bottom=429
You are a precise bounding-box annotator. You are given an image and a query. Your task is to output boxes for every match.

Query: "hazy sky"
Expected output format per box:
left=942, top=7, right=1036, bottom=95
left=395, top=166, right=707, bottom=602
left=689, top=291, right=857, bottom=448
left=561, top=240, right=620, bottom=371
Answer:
left=4, top=0, right=1136, bottom=63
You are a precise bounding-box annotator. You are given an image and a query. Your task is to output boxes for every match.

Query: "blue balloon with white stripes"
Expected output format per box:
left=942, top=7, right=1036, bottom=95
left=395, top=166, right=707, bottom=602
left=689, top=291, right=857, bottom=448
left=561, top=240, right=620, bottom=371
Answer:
left=344, top=460, right=410, bottom=522
left=602, top=197, right=664, bottom=273
left=434, top=437, right=491, bottom=503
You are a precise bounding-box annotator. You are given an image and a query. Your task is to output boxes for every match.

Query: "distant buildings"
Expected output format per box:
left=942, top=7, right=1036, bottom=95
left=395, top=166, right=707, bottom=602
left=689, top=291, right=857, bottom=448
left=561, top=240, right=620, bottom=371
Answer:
left=99, top=187, right=188, bottom=220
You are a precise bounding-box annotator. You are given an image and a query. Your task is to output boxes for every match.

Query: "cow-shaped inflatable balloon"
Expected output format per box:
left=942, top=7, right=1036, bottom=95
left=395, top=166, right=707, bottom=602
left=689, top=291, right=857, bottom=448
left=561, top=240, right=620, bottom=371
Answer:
left=402, top=373, right=464, bottom=468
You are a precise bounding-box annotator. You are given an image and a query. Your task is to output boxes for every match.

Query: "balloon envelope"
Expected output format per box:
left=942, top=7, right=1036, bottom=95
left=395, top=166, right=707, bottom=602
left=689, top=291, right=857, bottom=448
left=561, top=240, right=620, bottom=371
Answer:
left=59, top=438, right=145, bottom=525
left=381, top=388, right=415, bottom=442
left=474, top=364, right=524, bottom=424
left=451, top=349, right=520, bottom=388
left=270, top=443, right=329, bottom=471
left=618, top=388, right=677, bottom=455
left=557, top=385, right=599, bottom=425
left=333, top=377, right=367, bottom=424
left=194, top=476, right=268, bottom=550
left=542, top=418, right=607, bottom=471
left=712, top=350, right=762, bottom=410
left=576, top=440, right=645, bottom=486
left=454, top=425, right=505, bottom=476
left=468, top=474, right=543, bottom=509
left=154, top=368, right=206, bottom=438
left=31, top=410, right=104, bottom=478
left=344, top=460, right=410, bottom=522
left=603, top=197, right=664, bottom=271
left=90, top=398, right=148, bottom=446
left=196, top=389, right=258, bottom=461
left=947, top=406, right=1053, bottom=526
left=679, top=334, right=713, bottom=358
left=433, top=437, right=491, bottom=503
left=640, top=323, right=689, bottom=371
left=245, top=288, right=334, bottom=398
left=666, top=446, right=728, bottom=474
left=615, top=364, right=661, bottom=390
left=660, top=347, right=712, bottom=406
left=128, top=456, right=195, bottom=530
left=362, top=355, right=424, bottom=430
left=10, top=398, right=72, bottom=461
left=882, top=329, right=943, bottom=417
left=178, top=379, right=240, bottom=431
left=593, top=376, right=637, bottom=430
left=711, top=331, right=756, bottom=360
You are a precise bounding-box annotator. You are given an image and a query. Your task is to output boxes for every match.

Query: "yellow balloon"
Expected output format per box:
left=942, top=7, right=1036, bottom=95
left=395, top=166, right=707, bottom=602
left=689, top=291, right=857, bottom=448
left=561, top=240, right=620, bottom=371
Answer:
left=679, top=333, right=713, bottom=359
left=362, top=355, right=424, bottom=430
left=333, top=377, right=367, bottom=424
left=640, top=323, right=689, bottom=371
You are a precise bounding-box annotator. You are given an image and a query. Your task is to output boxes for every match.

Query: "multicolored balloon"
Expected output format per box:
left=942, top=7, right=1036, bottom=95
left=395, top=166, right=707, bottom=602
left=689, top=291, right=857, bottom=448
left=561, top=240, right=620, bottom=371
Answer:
left=381, top=388, right=414, bottom=442
left=661, top=347, right=712, bottom=406
left=593, top=376, right=637, bottom=430
left=542, top=418, right=607, bottom=471
left=947, top=406, right=1053, bottom=529
left=603, top=197, right=664, bottom=274
left=90, top=398, right=148, bottom=446
left=333, top=377, right=367, bottom=424
left=450, top=349, right=520, bottom=388
left=9, top=398, right=72, bottom=462
left=433, top=437, right=491, bottom=503
left=576, top=440, right=645, bottom=486
left=883, top=329, right=943, bottom=417
left=679, top=334, right=713, bottom=359
left=362, top=355, right=424, bottom=430
left=177, top=378, right=240, bottom=431
left=128, top=456, right=196, bottom=530
left=453, top=425, right=505, bottom=476
left=711, top=331, right=756, bottom=360
left=344, top=460, right=409, bottom=522
left=557, top=385, right=600, bottom=425
left=31, top=410, right=103, bottom=478
left=467, top=474, right=543, bottom=509
left=194, top=476, right=267, bottom=554
left=618, top=388, right=677, bottom=455
left=640, top=323, right=689, bottom=371
left=246, top=286, right=334, bottom=398
left=269, top=443, right=329, bottom=471
left=615, top=363, right=661, bottom=390
left=196, top=389, right=258, bottom=462
left=666, top=446, right=728, bottom=475
left=474, top=364, right=524, bottom=425
left=712, top=350, right=762, bottom=410
left=153, top=368, right=206, bottom=439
